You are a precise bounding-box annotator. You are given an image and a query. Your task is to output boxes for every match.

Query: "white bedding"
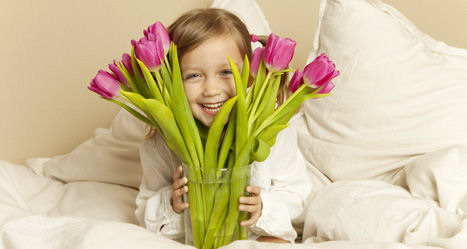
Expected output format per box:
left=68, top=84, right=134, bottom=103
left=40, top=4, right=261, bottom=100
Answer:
left=1, top=158, right=465, bottom=249
left=2, top=0, right=467, bottom=248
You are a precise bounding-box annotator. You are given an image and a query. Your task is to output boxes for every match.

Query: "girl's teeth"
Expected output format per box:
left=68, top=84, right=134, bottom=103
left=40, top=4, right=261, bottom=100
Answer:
left=202, top=102, right=224, bottom=112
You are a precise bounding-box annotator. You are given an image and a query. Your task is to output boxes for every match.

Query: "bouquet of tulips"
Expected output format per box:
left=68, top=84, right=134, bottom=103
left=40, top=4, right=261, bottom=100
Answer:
left=88, top=21, right=338, bottom=249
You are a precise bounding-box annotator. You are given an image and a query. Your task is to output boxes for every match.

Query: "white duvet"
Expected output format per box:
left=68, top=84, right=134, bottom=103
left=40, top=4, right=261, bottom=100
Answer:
left=1, top=150, right=465, bottom=249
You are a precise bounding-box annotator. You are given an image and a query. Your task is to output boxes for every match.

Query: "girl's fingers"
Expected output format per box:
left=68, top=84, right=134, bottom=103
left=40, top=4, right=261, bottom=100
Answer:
left=175, top=186, right=188, bottom=197
left=173, top=176, right=188, bottom=189
left=238, top=203, right=259, bottom=213
left=173, top=165, right=183, bottom=181
left=240, top=212, right=260, bottom=226
left=246, top=186, right=261, bottom=196
left=239, top=196, right=261, bottom=205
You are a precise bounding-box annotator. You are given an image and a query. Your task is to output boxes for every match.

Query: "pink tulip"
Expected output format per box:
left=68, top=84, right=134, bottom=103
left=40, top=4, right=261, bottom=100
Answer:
left=122, top=53, right=133, bottom=75
left=144, top=21, right=170, bottom=54
left=132, top=38, right=164, bottom=72
left=108, top=60, right=128, bottom=86
left=263, top=33, right=296, bottom=72
left=317, top=81, right=335, bottom=94
left=303, top=53, right=339, bottom=89
left=288, top=69, right=304, bottom=93
left=88, top=70, right=121, bottom=99
left=250, top=47, right=265, bottom=77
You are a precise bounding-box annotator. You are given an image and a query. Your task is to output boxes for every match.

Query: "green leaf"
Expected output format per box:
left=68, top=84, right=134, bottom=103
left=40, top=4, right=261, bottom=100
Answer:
left=170, top=43, right=204, bottom=167
left=105, top=98, right=152, bottom=126
left=252, top=138, right=270, bottom=162
left=136, top=59, right=163, bottom=101
left=116, top=61, right=138, bottom=94
left=258, top=124, right=289, bottom=147
left=204, top=96, right=237, bottom=169
left=228, top=56, right=248, bottom=157
left=217, top=107, right=236, bottom=169
left=119, top=90, right=161, bottom=133
left=241, top=55, right=249, bottom=95
left=130, top=47, right=150, bottom=98
left=142, top=98, right=192, bottom=164
left=250, top=59, right=266, bottom=106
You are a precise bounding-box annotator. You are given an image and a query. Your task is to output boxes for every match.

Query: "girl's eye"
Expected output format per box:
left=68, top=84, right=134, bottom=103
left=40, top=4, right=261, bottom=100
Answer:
left=221, top=70, right=232, bottom=76
left=185, top=73, right=200, bottom=80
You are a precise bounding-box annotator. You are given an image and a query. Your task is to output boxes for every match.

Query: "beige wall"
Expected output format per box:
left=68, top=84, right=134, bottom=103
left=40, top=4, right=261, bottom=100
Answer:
left=1, top=0, right=466, bottom=163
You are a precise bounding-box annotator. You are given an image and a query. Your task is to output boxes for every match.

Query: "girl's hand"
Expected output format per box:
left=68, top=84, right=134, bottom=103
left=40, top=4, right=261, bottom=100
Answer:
left=239, top=186, right=262, bottom=226
left=171, top=165, right=189, bottom=214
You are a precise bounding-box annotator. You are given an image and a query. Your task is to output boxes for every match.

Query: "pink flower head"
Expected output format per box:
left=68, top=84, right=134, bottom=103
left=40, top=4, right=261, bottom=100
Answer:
left=144, top=21, right=170, bottom=54
left=317, top=81, right=335, bottom=94
left=108, top=60, right=129, bottom=87
left=303, top=53, right=339, bottom=89
left=88, top=70, right=121, bottom=99
left=121, top=53, right=133, bottom=75
left=263, top=33, right=296, bottom=72
left=288, top=69, right=304, bottom=93
left=250, top=47, right=265, bottom=77
left=133, top=38, right=164, bottom=72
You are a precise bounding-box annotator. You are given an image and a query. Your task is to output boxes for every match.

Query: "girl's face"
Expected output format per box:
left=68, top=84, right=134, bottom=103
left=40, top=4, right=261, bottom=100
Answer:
left=181, top=35, right=243, bottom=127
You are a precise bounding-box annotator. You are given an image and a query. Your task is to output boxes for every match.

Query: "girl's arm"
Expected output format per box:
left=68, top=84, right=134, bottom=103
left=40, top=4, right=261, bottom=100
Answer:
left=135, top=133, right=184, bottom=239
left=250, top=113, right=312, bottom=242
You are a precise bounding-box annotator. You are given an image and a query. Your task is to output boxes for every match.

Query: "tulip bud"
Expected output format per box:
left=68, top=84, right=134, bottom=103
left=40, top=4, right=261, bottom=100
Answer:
left=144, top=21, right=170, bottom=54
left=303, top=53, right=339, bottom=89
left=88, top=70, right=121, bottom=99
left=288, top=69, right=304, bottom=93
left=317, top=81, right=335, bottom=94
left=122, top=53, right=133, bottom=75
left=108, top=60, right=129, bottom=87
left=250, top=47, right=265, bottom=77
left=134, top=38, right=164, bottom=72
left=263, top=33, right=296, bottom=72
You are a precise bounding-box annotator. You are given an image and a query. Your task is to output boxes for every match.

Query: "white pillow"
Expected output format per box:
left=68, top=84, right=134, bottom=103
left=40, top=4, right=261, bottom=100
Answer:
left=299, top=0, right=467, bottom=183
left=211, top=0, right=271, bottom=36
left=40, top=0, right=271, bottom=189
left=42, top=109, right=147, bottom=188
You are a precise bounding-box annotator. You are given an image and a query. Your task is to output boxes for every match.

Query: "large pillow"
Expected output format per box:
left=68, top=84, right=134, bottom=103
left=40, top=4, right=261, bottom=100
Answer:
left=42, top=109, right=147, bottom=188
left=38, top=0, right=271, bottom=189
left=299, top=0, right=467, bottom=183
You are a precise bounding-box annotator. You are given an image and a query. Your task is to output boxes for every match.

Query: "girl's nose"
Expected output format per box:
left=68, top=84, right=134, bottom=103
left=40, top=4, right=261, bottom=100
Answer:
left=202, top=77, right=220, bottom=96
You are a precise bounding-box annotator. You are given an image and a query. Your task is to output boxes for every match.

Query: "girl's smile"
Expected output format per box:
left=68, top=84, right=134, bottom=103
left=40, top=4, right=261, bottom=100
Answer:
left=180, top=35, right=243, bottom=127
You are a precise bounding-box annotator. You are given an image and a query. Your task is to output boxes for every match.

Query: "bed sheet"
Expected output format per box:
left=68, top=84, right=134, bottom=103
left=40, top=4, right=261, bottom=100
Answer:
left=1, top=159, right=461, bottom=249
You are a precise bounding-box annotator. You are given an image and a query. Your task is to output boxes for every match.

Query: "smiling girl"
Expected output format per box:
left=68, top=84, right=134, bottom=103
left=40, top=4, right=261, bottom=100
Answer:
left=135, top=8, right=311, bottom=244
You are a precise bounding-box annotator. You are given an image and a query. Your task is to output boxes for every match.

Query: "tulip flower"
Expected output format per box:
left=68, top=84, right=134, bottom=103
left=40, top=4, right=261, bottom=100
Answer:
left=288, top=69, right=304, bottom=93
left=263, top=33, right=296, bottom=72
left=250, top=47, right=264, bottom=77
left=144, top=21, right=171, bottom=54
left=88, top=70, right=121, bottom=99
left=317, top=81, right=335, bottom=94
left=132, top=38, right=165, bottom=72
left=303, top=53, right=340, bottom=89
left=122, top=53, right=133, bottom=75
left=108, top=60, right=129, bottom=86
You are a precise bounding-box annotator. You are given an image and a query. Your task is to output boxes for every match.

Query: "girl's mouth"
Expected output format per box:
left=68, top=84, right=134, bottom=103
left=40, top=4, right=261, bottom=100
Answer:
left=200, top=101, right=225, bottom=116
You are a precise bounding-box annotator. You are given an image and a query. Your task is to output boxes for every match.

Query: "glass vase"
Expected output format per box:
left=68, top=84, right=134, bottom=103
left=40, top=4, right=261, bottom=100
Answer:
left=183, top=164, right=251, bottom=249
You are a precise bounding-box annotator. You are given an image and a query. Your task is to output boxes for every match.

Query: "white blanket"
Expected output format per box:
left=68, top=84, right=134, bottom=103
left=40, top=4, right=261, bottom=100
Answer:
left=1, top=150, right=465, bottom=249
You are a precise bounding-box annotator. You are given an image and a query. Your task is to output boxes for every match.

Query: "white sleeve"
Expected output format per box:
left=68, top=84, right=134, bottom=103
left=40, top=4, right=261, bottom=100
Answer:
left=135, top=134, right=184, bottom=239
left=249, top=114, right=312, bottom=242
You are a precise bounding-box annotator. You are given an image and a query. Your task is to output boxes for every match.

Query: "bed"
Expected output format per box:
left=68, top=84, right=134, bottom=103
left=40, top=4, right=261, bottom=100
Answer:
left=1, top=0, right=466, bottom=248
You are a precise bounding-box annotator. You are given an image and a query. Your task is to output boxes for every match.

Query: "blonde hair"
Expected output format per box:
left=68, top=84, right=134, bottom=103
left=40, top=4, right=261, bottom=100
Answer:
left=147, top=8, right=289, bottom=137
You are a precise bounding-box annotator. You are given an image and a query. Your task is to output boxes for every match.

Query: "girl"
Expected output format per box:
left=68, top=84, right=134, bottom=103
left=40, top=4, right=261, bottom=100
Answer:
left=135, top=8, right=311, bottom=244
